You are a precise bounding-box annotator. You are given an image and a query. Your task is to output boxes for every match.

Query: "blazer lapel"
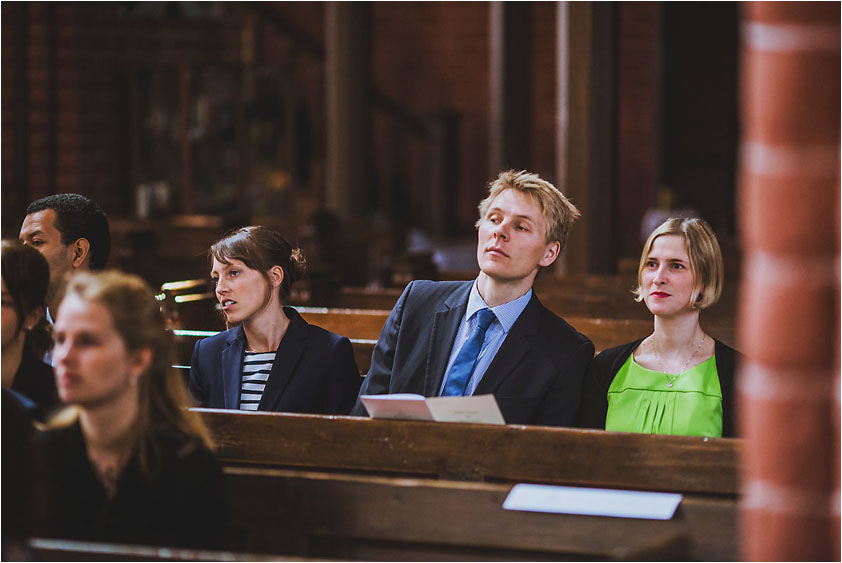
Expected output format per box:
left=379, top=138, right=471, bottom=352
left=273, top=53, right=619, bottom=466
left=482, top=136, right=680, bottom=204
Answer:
left=258, top=308, right=308, bottom=411
left=423, top=282, right=472, bottom=397
left=474, top=292, right=542, bottom=395
left=221, top=326, right=246, bottom=409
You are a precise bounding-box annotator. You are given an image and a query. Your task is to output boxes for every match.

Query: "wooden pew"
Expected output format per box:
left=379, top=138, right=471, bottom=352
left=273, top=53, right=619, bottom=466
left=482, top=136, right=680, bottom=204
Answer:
left=26, top=537, right=307, bottom=561
left=171, top=330, right=376, bottom=375
left=171, top=314, right=734, bottom=374
left=195, top=409, right=738, bottom=497
left=336, top=278, right=737, bottom=324
left=294, top=308, right=735, bottom=352
left=221, top=466, right=726, bottom=560
left=197, top=410, right=738, bottom=560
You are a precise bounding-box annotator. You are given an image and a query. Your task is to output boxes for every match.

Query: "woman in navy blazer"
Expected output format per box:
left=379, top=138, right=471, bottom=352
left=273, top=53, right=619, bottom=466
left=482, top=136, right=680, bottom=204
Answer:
left=188, top=226, right=360, bottom=414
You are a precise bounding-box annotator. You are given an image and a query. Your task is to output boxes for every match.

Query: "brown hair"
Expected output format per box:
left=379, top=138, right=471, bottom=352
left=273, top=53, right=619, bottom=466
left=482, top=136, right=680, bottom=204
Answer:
left=1, top=239, right=51, bottom=357
left=46, top=271, right=213, bottom=474
left=632, top=217, right=724, bottom=310
left=476, top=170, right=581, bottom=251
left=209, top=226, right=306, bottom=301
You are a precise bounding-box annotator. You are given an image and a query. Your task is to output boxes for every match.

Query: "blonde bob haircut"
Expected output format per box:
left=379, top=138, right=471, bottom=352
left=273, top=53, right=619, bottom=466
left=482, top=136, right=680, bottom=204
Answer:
left=476, top=170, right=581, bottom=251
left=633, top=217, right=724, bottom=310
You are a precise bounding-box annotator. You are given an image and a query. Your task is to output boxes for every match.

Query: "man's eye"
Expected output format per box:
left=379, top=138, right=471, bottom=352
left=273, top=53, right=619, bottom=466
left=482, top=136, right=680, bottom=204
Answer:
left=230, top=270, right=239, bottom=276
left=31, top=240, right=44, bottom=247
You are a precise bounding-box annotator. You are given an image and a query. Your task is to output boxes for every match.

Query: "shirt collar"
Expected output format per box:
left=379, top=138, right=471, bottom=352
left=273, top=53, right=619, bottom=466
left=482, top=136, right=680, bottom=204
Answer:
left=466, top=280, right=532, bottom=334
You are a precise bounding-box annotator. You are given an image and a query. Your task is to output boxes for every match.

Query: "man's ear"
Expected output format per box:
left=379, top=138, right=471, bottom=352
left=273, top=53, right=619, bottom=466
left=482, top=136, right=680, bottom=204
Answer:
left=71, top=238, right=91, bottom=269
left=538, top=241, right=561, bottom=268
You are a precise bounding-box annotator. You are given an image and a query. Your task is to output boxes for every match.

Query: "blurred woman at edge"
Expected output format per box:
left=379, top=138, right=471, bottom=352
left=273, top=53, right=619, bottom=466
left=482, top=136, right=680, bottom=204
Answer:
left=33, top=270, right=226, bottom=549
left=1, top=239, right=57, bottom=418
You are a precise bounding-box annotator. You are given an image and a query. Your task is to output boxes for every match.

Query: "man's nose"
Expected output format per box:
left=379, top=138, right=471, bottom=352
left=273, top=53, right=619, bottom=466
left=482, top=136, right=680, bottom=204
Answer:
left=492, top=221, right=508, bottom=240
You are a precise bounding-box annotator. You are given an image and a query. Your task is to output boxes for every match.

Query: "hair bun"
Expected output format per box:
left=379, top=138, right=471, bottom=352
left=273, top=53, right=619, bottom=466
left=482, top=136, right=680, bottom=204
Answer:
left=289, top=247, right=307, bottom=282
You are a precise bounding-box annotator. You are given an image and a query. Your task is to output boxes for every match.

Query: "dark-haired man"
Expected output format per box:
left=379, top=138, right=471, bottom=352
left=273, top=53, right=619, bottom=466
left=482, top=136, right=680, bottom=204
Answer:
left=19, top=194, right=111, bottom=322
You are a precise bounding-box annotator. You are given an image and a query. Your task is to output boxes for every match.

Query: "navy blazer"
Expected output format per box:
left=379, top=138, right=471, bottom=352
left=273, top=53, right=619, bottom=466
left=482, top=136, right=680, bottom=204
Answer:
left=350, top=280, right=594, bottom=426
left=189, top=307, right=361, bottom=414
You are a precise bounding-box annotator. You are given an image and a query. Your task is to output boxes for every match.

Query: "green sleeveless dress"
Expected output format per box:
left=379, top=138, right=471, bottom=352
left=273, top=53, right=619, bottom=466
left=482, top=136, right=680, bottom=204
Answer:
left=605, top=354, right=723, bottom=437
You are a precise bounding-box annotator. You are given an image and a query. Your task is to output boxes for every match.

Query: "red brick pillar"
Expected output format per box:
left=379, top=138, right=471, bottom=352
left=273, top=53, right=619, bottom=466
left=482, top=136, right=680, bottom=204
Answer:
left=737, top=2, right=840, bottom=560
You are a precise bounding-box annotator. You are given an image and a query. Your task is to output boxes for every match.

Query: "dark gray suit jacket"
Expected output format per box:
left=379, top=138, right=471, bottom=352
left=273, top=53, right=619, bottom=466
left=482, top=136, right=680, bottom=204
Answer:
left=351, top=280, right=594, bottom=426
left=189, top=307, right=361, bottom=414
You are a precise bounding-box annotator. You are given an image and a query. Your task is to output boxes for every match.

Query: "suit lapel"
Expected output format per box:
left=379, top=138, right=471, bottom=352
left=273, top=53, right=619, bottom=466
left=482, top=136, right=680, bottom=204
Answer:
left=474, top=292, right=542, bottom=395
left=423, top=282, right=472, bottom=396
left=259, top=308, right=308, bottom=411
left=221, top=326, right=246, bottom=409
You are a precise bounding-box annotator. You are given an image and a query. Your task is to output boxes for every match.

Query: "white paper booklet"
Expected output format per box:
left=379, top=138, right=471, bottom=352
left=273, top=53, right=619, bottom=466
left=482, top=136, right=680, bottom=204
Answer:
left=360, top=393, right=505, bottom=425
left=503, top=483, right=683, bottom=520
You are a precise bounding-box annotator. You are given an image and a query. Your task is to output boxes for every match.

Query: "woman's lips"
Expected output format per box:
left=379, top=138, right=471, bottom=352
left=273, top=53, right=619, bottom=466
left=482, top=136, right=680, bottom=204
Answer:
left=650, top=291, right=670, bottom=298
left=57, top=371, right=79, bottom=388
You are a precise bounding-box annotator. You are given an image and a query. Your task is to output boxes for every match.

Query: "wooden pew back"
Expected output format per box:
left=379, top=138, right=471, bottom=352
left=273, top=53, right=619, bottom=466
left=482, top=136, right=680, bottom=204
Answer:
left=222, top=466, right=727, bottom=560
left=196, top=409, right=739, bottom=497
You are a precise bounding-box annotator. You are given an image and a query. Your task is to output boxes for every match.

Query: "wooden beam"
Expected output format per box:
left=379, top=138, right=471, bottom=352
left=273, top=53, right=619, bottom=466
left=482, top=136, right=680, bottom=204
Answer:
left=489, top=2, right=533, bottom=173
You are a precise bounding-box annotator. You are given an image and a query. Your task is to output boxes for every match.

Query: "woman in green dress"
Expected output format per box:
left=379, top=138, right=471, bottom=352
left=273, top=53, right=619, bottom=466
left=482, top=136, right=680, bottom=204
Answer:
left=581, top=217, right=737, bottom=438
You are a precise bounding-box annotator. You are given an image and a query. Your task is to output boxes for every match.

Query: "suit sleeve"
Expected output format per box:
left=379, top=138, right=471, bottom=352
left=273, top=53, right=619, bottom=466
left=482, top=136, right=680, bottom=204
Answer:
left=350, top=281, right=413, bottom=416
left=188, top=339, right=209, bottom=408
left=535, top=338, right=594, bottom=427
left=326, top=336, right=363, bottom=415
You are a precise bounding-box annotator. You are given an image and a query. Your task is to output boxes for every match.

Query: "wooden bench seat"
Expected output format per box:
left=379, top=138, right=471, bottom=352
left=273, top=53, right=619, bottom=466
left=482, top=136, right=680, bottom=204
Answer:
left=171, top=312, right=735, bottom=374
left=222, top=466, right=734, bottom=560
left=197, top=411, right=738, bottom=559
left=195, top=409, right=739, bottom=497
left=26, top=537, right=309, bottom=562
left=172, top=330, right=375, bottom=375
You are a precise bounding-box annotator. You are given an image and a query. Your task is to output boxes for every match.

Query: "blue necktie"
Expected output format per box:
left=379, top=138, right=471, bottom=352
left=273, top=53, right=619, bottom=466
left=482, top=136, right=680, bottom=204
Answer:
left=442, top=308, right=496, bottom=397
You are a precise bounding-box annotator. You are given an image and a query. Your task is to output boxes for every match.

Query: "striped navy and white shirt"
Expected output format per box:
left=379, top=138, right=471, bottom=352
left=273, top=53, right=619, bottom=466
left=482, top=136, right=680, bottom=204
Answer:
left=240, top=350, right=276, bottom=411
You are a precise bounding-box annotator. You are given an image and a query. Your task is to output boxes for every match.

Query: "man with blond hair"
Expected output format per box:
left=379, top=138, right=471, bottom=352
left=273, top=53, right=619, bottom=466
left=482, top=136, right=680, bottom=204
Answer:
left=351, top=170, right=594, bottom=426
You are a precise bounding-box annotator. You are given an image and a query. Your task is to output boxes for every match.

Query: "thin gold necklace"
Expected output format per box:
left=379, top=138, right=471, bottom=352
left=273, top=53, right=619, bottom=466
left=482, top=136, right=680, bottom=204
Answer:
left=654, top=334, right=706, bottom=388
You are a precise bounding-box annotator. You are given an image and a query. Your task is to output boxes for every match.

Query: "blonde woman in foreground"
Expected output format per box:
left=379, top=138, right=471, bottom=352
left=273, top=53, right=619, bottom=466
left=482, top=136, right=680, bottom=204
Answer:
left=33, top=271, right=226, bottom=548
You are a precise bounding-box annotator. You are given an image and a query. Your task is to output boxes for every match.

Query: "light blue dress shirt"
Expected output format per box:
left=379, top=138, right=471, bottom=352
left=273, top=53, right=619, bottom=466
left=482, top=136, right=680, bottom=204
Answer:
left=438, top=281, right=532, bottom=396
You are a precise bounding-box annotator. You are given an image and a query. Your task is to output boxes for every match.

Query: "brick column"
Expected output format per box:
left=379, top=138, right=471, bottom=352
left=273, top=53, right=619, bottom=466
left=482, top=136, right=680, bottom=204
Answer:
left=737, top=3, right=840, bottom=560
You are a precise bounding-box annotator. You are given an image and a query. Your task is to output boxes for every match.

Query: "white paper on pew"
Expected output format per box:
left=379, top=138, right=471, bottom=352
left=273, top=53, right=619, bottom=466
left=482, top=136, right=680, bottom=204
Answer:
left=503, top=483, right=683, bottom=520
left=361, top=394, right=434, bottom=421
left=361, top=394, right=505, bottom=425
left=424, top=394, right=505, bottom=425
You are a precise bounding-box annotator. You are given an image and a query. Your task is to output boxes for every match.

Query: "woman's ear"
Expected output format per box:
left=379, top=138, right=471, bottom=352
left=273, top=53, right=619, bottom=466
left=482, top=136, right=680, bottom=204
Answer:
left=23, top=306, right=44, bottom=331
left=268, top=265, right=284, bottom=289
left=128, top=348, right=154, bottom=382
